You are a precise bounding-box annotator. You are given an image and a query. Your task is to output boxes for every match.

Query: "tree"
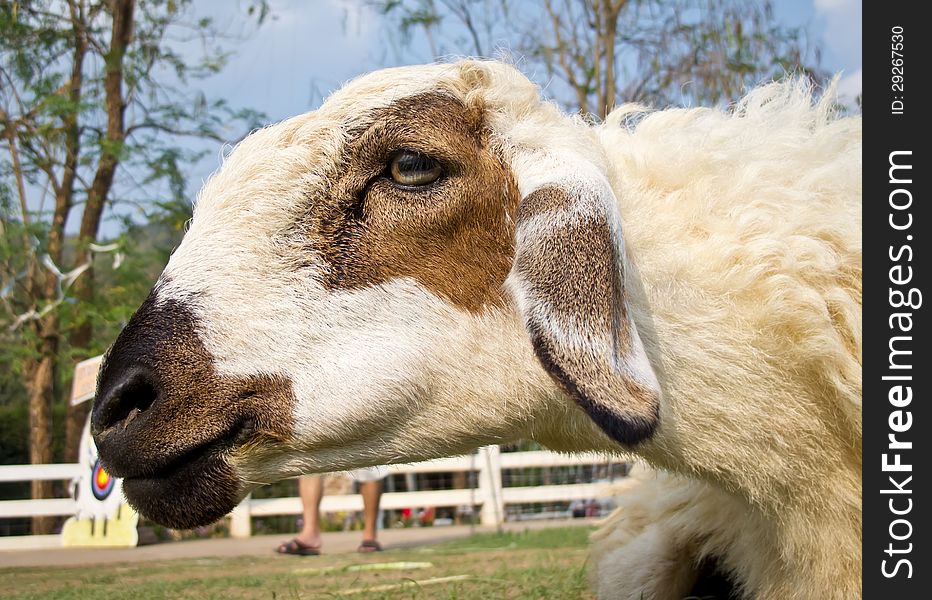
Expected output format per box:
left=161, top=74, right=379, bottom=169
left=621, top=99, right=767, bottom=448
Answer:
left=372, top=0, right=825, bottom=118
left=1, top=0, right=266, bottom=533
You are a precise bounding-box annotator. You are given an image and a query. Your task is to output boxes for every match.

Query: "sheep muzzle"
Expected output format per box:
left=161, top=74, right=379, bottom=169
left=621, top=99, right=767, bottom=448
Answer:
left=91, top=287, right=296, bottom=529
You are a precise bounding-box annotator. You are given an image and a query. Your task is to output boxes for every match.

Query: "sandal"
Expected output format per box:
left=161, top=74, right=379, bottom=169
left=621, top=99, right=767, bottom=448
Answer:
left=357, top=539, right=382, bottom=553
left=276, top=538, right=321, bottom=556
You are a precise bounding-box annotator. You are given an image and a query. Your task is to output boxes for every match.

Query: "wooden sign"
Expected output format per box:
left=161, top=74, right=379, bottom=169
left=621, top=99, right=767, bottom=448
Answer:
left=71, top=354, right=103, bottom=406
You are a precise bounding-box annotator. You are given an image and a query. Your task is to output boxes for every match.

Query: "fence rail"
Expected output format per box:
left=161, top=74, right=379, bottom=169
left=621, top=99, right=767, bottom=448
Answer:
left=0, top=464, right=80, bottom=521
left=1, top=447, right=627, bottom=547
left=0, top=463, right=80, bottom=483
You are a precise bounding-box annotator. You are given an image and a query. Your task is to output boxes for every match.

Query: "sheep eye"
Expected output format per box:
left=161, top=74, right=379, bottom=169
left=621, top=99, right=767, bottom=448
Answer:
left=389, top=151, right=442, bottom=187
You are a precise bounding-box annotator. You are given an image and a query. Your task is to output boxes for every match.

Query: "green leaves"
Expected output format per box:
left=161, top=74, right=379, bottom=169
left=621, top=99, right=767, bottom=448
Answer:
left=1, top=0, right=269, bottom=468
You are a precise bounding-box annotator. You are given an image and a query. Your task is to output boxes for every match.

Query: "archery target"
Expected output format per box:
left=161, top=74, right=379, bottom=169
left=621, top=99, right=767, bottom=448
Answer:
left=91, top=459, right=115, bottom=500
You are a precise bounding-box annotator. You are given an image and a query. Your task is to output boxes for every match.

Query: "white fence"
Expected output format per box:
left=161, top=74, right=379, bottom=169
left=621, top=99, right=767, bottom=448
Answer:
left=1, top=447, right=627, bottom=548
left=0, top=463, right=81, bottom=550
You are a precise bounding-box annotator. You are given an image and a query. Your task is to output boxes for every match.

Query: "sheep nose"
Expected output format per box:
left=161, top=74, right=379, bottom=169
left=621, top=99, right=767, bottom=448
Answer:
left=91, top=366, right=159, bottom=437
left=90, top=287, right=185, bottom=477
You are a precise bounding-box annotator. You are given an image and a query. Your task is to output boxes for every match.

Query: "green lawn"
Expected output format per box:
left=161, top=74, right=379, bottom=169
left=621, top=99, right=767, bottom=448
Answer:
left=1, top=527, right=595, bottom=600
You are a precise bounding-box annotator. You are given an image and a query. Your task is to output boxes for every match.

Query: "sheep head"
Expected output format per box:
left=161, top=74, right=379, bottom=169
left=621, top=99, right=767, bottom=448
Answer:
left=90, top=61, right=660, bottom=529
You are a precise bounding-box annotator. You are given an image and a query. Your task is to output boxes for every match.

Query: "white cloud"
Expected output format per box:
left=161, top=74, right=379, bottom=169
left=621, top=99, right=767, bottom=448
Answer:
left=814, top=0, right=857, bottom=11
left=837, top=68, right=862, bottom=100
left=813, top=0, right=861, bottom=75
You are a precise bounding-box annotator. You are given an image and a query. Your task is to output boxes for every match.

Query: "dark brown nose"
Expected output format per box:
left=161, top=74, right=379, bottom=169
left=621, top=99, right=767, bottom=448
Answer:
left=91, top=289, right=221, bottom=478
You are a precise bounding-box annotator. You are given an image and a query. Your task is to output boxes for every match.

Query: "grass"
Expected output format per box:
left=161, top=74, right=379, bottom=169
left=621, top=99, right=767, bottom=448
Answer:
left=0, top=527, right=595, bottom=600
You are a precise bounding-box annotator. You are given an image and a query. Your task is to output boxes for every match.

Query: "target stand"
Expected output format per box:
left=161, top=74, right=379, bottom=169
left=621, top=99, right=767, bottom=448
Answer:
left=61, top=356, right=139, bottom=547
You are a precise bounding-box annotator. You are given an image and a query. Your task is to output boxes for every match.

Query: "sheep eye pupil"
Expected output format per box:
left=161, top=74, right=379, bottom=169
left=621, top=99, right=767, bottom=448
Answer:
left=390, top=151, right=442, bottom=187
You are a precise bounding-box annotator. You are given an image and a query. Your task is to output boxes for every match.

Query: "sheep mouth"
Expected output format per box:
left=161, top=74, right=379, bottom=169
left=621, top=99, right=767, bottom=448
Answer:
left=118, top=421, right=256, bottom=530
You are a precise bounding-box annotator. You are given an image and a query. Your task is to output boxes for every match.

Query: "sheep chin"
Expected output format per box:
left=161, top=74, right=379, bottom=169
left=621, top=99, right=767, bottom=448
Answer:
left=121, top=450, right=243, bottom=530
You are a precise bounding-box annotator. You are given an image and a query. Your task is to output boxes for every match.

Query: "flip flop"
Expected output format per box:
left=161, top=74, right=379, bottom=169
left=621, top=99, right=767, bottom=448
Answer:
left=276, top=538, right=321, bottom=556
left=357, top=539, right=383, bottom=553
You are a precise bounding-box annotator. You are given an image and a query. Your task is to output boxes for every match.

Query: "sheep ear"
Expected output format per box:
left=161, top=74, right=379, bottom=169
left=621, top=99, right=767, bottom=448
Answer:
left=507, top=163, right=661, bottom=446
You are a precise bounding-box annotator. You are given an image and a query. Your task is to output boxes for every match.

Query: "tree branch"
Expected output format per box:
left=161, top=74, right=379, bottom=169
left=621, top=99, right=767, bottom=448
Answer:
left=544, top=0, right=589, bottom=115
left=0, top=110, right=35, bottom=276
left=443, top=0, right=485, bottom=56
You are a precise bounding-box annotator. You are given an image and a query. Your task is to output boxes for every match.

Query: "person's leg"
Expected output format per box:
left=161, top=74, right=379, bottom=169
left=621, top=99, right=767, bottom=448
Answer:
left=298, top=475, right=325, bottom=547
left=360, top=479, right=382, bottom=544
left=353, top=467, right=384, bottom=552
left=277, top=475, right=324, bottom=554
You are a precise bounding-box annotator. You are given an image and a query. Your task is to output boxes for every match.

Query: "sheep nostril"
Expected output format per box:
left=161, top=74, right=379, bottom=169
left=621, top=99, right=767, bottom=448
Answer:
left=232, top=417, right=258, bottom=445
left=92, top=369, right=159, bottom=435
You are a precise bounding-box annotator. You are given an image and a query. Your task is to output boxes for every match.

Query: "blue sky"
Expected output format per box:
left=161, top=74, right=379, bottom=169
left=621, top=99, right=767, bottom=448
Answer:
left=104, top=0, right=862, bottom=235
left=198, top=0, right=861, bottom=124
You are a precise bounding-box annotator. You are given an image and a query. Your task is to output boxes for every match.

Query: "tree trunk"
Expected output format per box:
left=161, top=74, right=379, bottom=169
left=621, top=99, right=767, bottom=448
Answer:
left=64, top=0, right=134, bottom=460
left=23, top=124, right=73, bottom=531
left=2, top=75, right=60, bottom=537
left=27, top=197, right=69, bottom=533
left=60, top=0, right=88, bottom=461
left=25, top=354, right=53, bottom=534
left=598, top=0, right=623, bottom=120
left=26, top=316, right=59, bottom=534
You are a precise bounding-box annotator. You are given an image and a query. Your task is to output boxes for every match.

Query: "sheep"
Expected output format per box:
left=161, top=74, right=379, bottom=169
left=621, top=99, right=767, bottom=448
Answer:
left=90, top=60, right=861, bottom=599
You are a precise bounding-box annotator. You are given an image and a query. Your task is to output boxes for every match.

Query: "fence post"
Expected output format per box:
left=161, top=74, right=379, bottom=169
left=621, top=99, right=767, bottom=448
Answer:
left=229, top=493, right=252, bottom=538
left=478, top=445, right=504, bottom=529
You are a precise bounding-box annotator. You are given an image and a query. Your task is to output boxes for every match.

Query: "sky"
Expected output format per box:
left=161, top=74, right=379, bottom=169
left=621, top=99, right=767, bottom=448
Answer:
left=198, top=0, right=861, bottom=118
left=807, top=0, right=862, bottom=98
left=103, top=0, right=862, bottom=235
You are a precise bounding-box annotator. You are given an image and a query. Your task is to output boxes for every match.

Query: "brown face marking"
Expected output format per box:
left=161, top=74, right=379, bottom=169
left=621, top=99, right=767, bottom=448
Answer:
left=514, top=186, right=659, bottom=446
left=311, top=92, right=520, bottom=313
left=92, top=288, right=296, bottom=529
